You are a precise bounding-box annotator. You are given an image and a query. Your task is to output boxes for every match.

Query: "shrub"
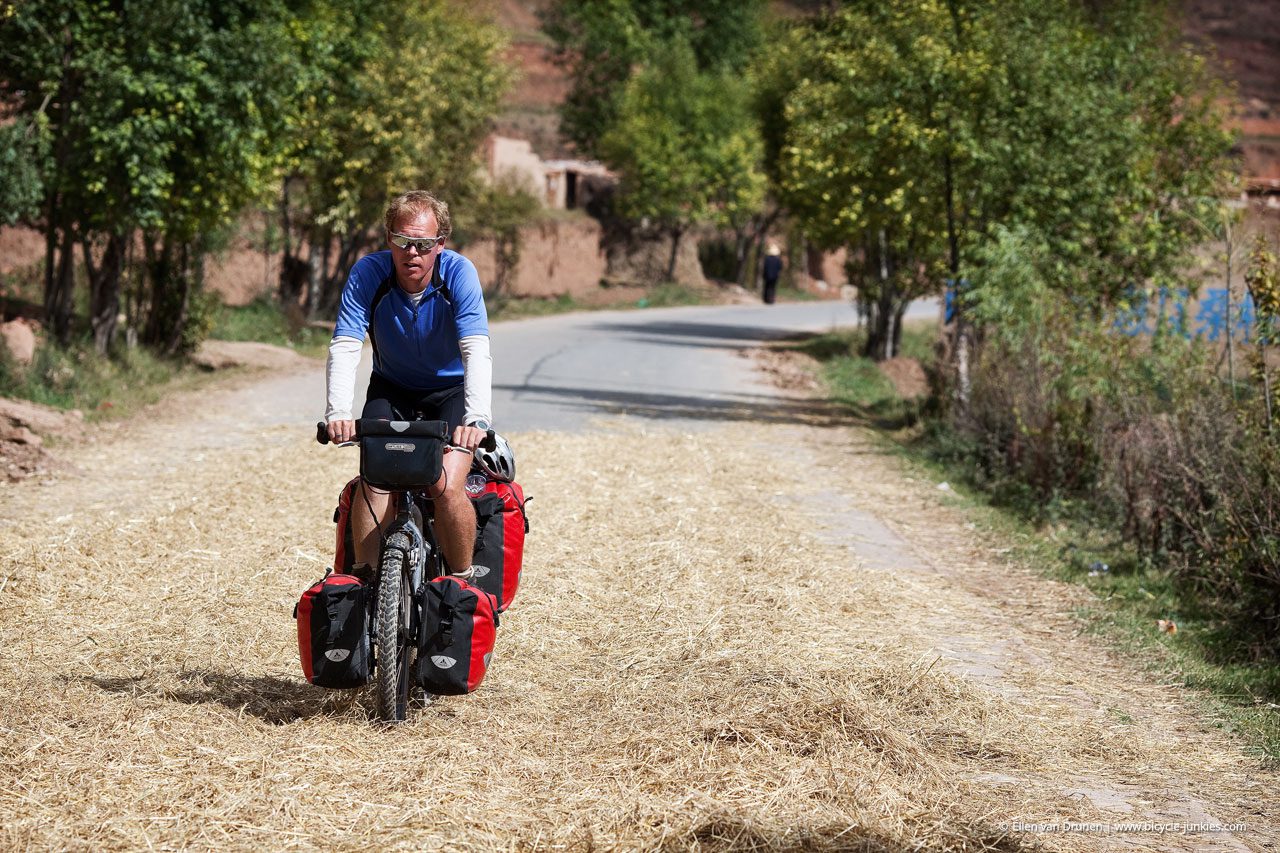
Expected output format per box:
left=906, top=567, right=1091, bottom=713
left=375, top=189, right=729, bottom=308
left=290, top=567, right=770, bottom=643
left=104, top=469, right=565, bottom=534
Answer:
left=952, top=227, right=1280, bottom=652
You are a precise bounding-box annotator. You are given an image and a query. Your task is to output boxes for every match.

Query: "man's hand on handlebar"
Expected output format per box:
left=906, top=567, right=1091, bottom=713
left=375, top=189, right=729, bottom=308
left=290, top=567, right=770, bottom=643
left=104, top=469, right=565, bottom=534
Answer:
left=328, top=419, right=356, bottom=444
left=450, top=423, right=488, bottom=453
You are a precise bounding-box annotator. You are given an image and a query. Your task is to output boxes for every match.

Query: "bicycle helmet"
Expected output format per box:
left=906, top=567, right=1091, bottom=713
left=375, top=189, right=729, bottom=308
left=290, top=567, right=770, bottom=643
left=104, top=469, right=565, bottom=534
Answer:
left=475, top=432, right=516, bottom=482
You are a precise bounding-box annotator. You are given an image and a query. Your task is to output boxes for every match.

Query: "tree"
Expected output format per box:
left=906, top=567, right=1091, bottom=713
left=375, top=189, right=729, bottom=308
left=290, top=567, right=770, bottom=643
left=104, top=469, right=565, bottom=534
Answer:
left=764, top=0, right=1234, bottom=362
left=278, top=0, right=509, bottom=317
left=0, top=0, right=298, bottom=353
left=769, top=2, right=989, bottom=358
left=598, top=39, right=765, bottom=281
left=543, top=0, right=764, bottom=157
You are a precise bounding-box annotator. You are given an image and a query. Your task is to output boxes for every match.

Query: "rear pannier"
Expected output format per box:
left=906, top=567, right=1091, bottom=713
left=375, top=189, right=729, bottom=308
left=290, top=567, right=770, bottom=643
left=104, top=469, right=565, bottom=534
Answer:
left=469, top=479, right=528, bottom=613
left=415, top=576, right=498, bottom=695
left=295, top=573, right=371, bottom=689
left=332, top=476, right=361, bottom=573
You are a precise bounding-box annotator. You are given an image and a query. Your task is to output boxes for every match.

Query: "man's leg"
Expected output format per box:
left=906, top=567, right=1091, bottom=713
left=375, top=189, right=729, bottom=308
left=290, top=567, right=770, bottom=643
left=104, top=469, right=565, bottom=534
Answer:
left=352, top=378, right=400, bottom=573
left=352, top=482, right=393, bottom=572
left=432, top=448, right=478, bottom=574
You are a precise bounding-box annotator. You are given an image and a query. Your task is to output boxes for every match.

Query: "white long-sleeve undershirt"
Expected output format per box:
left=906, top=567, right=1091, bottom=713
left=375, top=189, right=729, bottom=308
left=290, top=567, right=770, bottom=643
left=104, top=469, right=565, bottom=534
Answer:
left=325, top=333, right=493, bottom=426
left=458, top=335, right=493, bottom=426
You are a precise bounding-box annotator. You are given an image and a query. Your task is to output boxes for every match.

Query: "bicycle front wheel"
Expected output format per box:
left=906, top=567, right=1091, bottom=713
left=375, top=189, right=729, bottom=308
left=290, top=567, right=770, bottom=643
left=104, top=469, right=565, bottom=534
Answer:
left=375, top=533, right=414, bottom=722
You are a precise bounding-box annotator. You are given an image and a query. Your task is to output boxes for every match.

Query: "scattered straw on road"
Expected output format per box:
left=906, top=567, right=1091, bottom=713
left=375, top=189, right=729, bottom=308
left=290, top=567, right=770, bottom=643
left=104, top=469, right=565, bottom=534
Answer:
left=0, top=411, right=1270, bottom=850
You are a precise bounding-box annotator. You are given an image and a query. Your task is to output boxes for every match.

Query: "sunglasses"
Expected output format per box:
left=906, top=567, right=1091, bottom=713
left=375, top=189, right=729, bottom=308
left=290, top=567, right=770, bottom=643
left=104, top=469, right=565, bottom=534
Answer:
left=388, top=231, right=445, bottom=253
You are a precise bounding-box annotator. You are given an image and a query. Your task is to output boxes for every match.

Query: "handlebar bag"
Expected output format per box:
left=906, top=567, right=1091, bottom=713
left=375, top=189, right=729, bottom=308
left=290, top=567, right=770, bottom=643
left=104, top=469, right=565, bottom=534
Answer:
left=358, top=419, right=446, bottom=490
left=294, top=573, right=372, bottom=689
left=415, top=576, right=499, bottom=695
left=468, top=479, right=529, bottom=613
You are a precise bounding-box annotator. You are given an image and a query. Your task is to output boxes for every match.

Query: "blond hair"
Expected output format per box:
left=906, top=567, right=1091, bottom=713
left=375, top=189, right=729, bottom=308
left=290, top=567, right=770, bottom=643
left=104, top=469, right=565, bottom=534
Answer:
left=384, top=190, right=452, bottom=239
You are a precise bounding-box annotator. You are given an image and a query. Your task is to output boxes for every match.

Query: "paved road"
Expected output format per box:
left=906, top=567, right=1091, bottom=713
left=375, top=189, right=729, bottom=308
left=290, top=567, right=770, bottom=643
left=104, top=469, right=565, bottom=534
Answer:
left=27, top=296, right=935, bottom=469
left=347, top=297, right=941, bottom=432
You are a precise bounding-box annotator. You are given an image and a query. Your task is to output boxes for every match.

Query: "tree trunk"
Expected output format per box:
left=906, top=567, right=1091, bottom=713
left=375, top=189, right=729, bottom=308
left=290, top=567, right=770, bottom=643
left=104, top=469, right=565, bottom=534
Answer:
left=160, top=241, right=195, bottom=356
left=142, top=233, right=171, bottom=347
left=316, top=226, right=361, bottom=319
left=1225, top=226, right=1235, bottom=392
left=279, top=179, right=304, bottom=305
left=666, top=225, right=683, bottom=283
left=863, top=230, right=900, bottom=361
left=43, top=193, right=57, bottom=323
left=939, top=150, right=973, bottom=409
left=46, top=224, right=76, bottom=345
left=84, top=233, right=125, bottom=355
left=892, top=302, right=907, bottom=357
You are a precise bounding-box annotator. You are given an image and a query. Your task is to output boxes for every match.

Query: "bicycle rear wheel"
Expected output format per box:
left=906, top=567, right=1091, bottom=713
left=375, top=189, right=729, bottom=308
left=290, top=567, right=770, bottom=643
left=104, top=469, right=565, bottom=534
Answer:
left=375, top=533, right=415, bottom=722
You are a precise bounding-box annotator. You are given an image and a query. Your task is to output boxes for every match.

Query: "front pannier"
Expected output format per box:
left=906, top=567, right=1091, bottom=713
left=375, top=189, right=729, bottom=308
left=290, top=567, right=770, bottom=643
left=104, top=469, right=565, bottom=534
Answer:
left=295, top=573, right=371, bottom=689
left=358, top=418, right=447, bottom=490
left=469, top=479, right=528, bottom=612
left=415, top=576, right=498, bottom=695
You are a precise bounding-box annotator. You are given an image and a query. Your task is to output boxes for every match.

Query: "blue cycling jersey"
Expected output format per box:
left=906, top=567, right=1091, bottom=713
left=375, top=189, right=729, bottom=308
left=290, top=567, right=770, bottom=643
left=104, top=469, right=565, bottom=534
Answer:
left=333, top=249, right=489, bottom=391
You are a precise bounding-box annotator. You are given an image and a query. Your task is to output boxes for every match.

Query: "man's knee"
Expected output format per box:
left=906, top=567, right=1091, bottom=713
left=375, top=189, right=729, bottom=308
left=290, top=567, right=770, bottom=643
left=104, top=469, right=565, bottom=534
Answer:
left=435, top=450, right=472, bottom=499
left=357, top=481, right=393, bottom=517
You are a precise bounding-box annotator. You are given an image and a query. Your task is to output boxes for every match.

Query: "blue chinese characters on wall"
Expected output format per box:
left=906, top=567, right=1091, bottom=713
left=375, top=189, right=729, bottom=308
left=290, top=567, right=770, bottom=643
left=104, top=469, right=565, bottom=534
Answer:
left=1113, top=286, right=1259, bottom=342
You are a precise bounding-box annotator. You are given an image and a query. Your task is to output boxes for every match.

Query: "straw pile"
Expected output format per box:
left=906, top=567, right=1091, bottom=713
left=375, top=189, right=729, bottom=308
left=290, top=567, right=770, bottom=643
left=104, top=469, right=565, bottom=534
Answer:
left=0, top=407, right=1271, bottom=851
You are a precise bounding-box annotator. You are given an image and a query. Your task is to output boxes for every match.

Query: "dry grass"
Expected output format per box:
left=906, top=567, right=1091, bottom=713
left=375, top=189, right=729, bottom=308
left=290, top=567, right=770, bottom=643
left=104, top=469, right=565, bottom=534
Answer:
left=0, top=409, right=1272, bottom=851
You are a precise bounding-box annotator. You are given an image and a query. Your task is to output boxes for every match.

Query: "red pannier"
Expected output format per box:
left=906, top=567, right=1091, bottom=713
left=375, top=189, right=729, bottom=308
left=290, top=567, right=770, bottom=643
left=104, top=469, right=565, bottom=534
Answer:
left=295, top=573, right=371, bottom=689
left=415, top=576, right=499, bottom=695
left=332, top=476, right=361, bottom=573
left=468, top=479, right=528, bottom=612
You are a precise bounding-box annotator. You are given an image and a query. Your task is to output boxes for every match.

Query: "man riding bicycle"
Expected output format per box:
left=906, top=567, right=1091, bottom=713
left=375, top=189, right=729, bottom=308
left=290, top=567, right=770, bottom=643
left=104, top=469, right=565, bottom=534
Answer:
left=325, top=190, right=492, bottom=580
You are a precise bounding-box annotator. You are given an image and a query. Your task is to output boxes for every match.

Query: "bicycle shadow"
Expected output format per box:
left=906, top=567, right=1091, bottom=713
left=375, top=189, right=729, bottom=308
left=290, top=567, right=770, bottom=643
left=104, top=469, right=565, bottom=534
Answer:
left=85, top=670, right=356, bottom=724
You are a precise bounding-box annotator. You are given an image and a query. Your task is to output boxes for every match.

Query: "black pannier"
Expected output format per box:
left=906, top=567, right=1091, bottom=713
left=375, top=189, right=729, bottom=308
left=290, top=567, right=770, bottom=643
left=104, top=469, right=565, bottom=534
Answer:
left=358, top=418, right=447, bottom=490
left=295, top=573, right=371, bottom=689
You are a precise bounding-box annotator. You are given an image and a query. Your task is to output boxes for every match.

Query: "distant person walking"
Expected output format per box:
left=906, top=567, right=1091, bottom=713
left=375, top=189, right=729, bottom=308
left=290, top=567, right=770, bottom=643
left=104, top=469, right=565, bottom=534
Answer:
left=762, top=243, right=783, bottom=305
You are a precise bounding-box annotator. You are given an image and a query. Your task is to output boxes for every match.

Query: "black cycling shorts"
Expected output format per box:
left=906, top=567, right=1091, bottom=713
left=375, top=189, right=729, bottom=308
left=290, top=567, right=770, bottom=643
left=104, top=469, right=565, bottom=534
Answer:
left=362, top=373, right=466, bottom=432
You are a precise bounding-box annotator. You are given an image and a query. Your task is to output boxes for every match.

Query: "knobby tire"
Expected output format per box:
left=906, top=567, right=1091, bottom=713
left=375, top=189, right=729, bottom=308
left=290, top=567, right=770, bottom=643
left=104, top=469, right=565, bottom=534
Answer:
left=375, top=533, right=413, bottom=722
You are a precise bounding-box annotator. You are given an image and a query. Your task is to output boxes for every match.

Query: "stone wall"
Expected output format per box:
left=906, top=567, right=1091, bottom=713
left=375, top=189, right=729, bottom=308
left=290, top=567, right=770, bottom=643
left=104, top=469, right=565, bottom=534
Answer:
left=464, top=216, right=607, bottom=298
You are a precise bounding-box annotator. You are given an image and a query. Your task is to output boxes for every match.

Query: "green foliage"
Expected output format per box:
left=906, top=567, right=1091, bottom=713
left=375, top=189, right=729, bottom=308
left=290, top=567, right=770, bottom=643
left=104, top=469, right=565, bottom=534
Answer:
left=1, top=0, right=295, bottom=236
left=0, top=113, right=49, bottom=225
left=0, top=338, right=185, bottom=418
left=277, top=0, right=509, bottom=316
left=543, top=0, right=765, bottom=156
left=598, top=38, right=766, bottom=235
left=210, top=297, right=328, bottom=352
left=639, top=282, right=703, bottom=308
left=283, top=1, right=509, bottom=235
left=762, top=0, right=1234, bottom=358
left=0, top=0, right=511, bottom=351
left=0, top=0, right=303, bottom=351
left=486, top=293, right=579, bottom=322
left=798, top=320, right=1280, bottom=755
left=938, top=225, right=1280, bottom=656
left=790, top=324, right=934, bottom=426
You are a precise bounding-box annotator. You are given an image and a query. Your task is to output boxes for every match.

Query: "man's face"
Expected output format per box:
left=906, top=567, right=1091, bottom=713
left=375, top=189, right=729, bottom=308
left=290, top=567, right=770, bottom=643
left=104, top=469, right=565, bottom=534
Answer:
left=387, top=210, right=444, bottom=293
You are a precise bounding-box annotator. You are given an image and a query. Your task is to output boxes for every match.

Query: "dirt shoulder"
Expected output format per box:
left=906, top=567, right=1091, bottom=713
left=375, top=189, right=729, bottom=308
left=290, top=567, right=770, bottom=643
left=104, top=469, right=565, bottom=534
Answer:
left=0, top=340, right=315, bottom=484
left=0, top=357, right=1272, bottom=850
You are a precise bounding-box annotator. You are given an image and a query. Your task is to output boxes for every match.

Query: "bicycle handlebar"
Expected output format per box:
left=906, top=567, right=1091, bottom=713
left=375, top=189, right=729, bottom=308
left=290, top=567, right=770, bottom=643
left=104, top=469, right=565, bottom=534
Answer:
left=315, top=420, right=497, bottom=451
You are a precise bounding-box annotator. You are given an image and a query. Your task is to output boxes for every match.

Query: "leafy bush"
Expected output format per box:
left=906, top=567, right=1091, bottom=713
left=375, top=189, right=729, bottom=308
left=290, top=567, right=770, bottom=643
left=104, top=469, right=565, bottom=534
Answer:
left=210, top=297, right=328, bottom=351
left=951, top=227, right=1280, bottom=652
left=0, top=339, right=183, bottom=417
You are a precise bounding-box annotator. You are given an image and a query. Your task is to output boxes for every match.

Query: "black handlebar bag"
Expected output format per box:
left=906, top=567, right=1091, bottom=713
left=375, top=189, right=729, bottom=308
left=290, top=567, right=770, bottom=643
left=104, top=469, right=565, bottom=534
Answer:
left=358, top=419, right=447, bottom=490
